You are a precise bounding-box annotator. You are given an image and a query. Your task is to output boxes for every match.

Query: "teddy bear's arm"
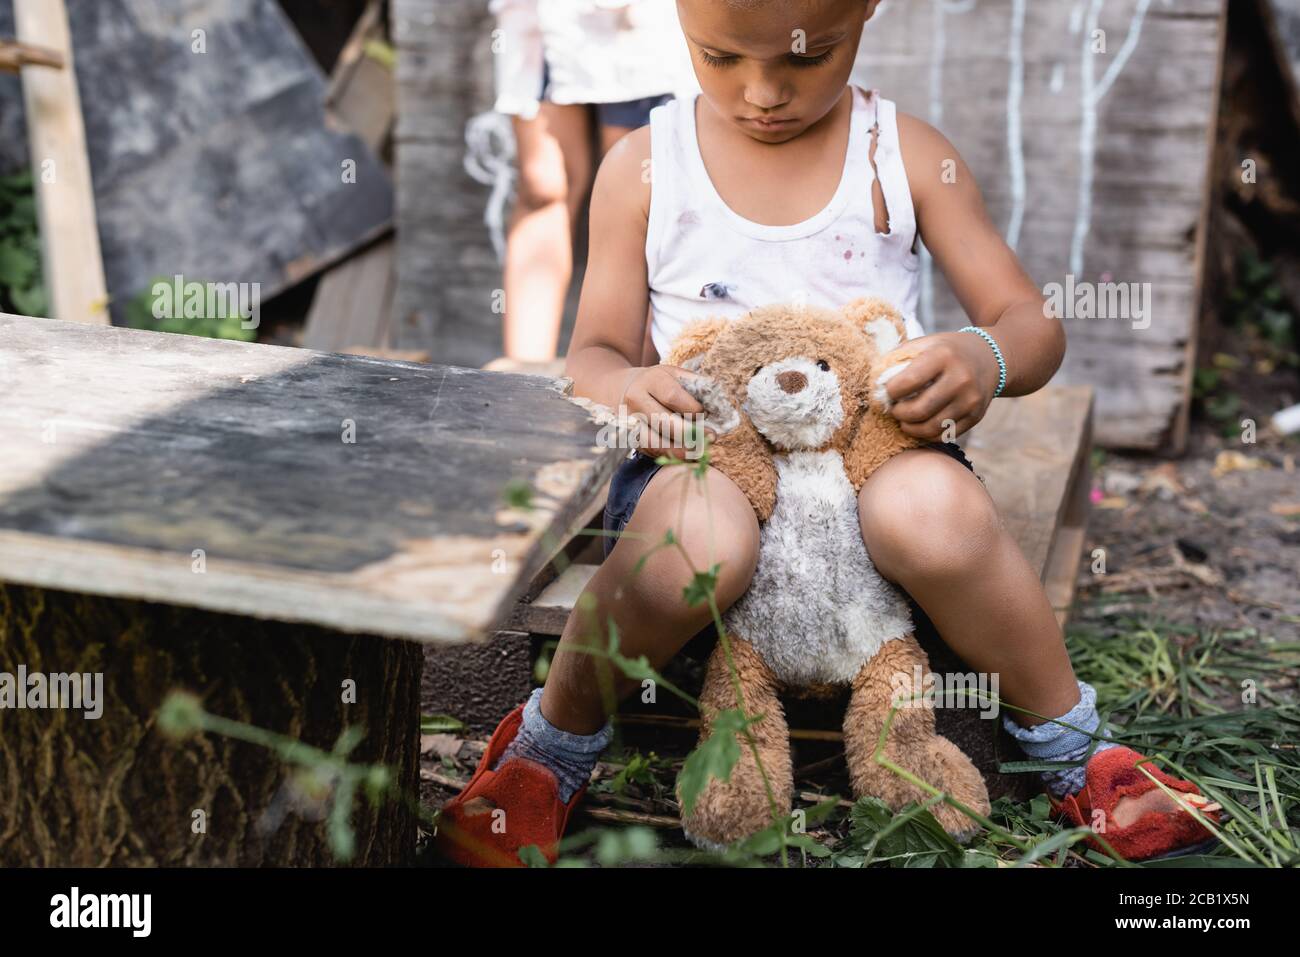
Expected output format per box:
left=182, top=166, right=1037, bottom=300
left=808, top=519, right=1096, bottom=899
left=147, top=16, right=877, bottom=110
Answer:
left=844, top=350, right=925, bottom=490
left=678, top=374, right=779, bottom=522
left=707, top=421, right=779, bottom=522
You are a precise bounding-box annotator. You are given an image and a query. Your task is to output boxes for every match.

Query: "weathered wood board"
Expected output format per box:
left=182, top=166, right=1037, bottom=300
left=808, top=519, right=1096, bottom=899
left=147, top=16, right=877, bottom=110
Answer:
left=397, top=0, right=1225, bottom=451
left=0, top=0, right=393, bottom=323
left=853, top=0, right=1226, bottom=450
left=0, top=314, right=625, bottom=643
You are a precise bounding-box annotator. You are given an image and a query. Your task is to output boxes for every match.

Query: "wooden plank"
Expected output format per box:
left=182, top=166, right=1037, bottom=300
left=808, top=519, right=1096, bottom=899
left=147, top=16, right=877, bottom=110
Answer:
left=12, top=0, right=108, bottom=325
left=302, top=235, right=396, bottom=352
left=391, top=0, right=502, bottom=364
left=302, top=0, right=397, bottom=354
left=964, top=386, right=1094, bottom=580
left=0, top=313, right=626, bottom=644
left=325, top=0, right=395, bottom=155
left=1045, top=524, right=1087, bottom=627
left=1262, top=0, right=1300, bottom=128
left=510, top=563, right=600, bottom=635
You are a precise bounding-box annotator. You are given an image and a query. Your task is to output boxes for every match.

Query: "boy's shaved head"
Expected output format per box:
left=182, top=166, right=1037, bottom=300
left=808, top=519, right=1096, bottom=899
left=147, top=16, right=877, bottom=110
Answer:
left=676, top=0, right=879, bottom=143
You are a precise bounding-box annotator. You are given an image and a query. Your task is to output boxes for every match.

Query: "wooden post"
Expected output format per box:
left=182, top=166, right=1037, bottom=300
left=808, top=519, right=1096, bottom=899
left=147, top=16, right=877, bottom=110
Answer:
left=12, top=0, right=109, bottom=324
left=391, top=0, right=501, bottom=364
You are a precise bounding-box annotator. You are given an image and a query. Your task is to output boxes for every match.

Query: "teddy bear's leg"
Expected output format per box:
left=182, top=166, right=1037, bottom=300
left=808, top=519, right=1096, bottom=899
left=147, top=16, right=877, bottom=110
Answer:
left=679, top=634, right=794, bottom=851
left=843, top=634, right=991, bottom=841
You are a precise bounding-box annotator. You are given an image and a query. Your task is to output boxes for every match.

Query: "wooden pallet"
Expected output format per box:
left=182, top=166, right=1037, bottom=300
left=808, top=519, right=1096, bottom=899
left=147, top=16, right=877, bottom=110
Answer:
left=512, top=385, right=1095, bottom=635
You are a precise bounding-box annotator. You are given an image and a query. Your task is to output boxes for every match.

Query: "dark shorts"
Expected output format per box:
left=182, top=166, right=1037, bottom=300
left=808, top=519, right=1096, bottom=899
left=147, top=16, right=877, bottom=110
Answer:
left=540, top=60, right=671, bottom=129
left=595, top=93, right=673, bottom=129
left=599, top=441, right=981, bottom=661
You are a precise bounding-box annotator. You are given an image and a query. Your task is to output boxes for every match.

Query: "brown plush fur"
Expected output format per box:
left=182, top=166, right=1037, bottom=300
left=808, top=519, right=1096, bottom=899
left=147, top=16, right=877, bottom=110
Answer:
left=844, top=635, right=989, bottom=840
left=667, top=297, right=991, bottom=849
left=685, top=636, right=795, bottom=847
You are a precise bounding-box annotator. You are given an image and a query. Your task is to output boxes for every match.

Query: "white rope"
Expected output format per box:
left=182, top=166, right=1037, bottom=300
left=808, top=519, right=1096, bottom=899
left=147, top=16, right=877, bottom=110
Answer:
left=463, top=110, right=517, bottom=264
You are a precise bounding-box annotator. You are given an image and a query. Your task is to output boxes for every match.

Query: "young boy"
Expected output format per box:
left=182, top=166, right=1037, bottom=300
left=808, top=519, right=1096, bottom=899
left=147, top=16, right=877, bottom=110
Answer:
left=438, top=0, right=1221, bottom=866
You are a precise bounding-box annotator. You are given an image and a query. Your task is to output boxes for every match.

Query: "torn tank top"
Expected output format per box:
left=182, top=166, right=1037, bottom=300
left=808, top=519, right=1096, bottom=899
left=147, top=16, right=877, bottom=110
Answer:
left=645, top=85, right=924, bottom=361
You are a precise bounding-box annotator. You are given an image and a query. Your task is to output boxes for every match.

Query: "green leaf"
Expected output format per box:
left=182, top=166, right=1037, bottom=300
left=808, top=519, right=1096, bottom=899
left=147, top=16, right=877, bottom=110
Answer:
left=420, top=714, right=466, bottom=734
left=683, top=563, right=721, bottom=608
left=593, top=826, right=659, bottom=865
left=517, top=844, right=550, bottom=868
left=840, top=796, right=965, bottom=869
left=9, top=282, right=47, bottom=318
left=676, top=708, right=747, bottom=816
left=0, top=240, right=38, bottom=287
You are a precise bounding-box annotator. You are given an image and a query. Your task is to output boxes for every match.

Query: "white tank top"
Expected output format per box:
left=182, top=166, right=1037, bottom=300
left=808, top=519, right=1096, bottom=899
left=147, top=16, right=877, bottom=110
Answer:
left=645, top=86, right=924, bottom=361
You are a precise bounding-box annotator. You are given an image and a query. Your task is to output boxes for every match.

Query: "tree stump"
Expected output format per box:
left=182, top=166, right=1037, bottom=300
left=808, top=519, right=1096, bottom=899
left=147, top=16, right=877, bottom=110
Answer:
left=0, top=584, right=421, bottom=866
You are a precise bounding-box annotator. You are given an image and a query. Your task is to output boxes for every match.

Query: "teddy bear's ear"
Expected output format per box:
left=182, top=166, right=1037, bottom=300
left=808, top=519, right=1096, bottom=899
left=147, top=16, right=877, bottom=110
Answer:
left=843, top=297, right=906, bottom=355
left=664, top=316, right=731, bottom=371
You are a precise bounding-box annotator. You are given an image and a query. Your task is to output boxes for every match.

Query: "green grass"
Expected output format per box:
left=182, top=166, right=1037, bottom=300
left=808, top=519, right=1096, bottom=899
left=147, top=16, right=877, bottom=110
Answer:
left=544, top=572, right=1300, bottom=867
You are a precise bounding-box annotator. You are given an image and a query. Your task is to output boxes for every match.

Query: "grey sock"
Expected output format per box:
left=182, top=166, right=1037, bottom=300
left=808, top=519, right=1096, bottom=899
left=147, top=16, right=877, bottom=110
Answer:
left=492, top=687, right=613, bottom=803
left=1002, top=680, right=1119, bottom=797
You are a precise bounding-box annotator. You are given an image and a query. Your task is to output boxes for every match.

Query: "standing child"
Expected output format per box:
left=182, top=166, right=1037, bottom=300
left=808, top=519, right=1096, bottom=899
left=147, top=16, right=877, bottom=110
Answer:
left=487, top=0, right=696, bottom=369
left=440, top=0, right=1222, bottom=865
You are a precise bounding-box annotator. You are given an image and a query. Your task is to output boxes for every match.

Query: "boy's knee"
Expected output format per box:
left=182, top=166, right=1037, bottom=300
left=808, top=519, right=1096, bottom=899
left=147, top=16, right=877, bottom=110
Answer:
left=637, top=464, right=760, bottom=606
left=858, top=453, right=1000, bottom=582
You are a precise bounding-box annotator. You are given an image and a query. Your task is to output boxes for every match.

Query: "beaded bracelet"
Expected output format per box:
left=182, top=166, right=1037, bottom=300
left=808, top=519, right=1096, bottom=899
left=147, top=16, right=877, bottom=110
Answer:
left=958, top=325, right=1007, bottom=399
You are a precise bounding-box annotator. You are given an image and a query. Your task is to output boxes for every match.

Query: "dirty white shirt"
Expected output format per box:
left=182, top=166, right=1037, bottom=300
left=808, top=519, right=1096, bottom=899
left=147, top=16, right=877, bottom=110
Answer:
left=645, top=86, right=925, bottom=361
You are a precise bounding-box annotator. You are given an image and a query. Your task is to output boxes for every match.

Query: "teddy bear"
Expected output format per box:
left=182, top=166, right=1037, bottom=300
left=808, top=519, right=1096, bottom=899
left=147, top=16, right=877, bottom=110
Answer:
left=661, top=296, right=992, bottom=850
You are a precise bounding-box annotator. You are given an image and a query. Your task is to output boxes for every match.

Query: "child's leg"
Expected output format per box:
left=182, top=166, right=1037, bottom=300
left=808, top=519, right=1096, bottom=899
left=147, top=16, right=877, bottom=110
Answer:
left=854, top=447, right=1224, bottom=845
left=855, top=448, right=1138, bottom=796
left=502, top=103, right=592, bottom=362
left=543, top=461, right=760, bottom=735
left=492, top=461, right=760, bottom=802
left=857, top=447, right=1080, bottom=726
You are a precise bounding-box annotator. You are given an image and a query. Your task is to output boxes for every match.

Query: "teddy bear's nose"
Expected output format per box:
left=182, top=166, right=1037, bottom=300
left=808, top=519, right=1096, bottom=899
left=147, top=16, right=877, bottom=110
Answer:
left=776, top=370, right=807, bottom=395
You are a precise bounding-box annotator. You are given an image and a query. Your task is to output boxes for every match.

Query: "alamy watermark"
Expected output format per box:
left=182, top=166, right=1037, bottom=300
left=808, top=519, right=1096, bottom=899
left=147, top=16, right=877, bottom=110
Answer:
left=890, top=666, right=1000, bottom=719
left=0, top=665, right=103, bottom=719
left=1043, top=274, right=1151, bottom=331
left=151, top=274, right=261, bottom=330
left=50, top=887, right=150, bottom=937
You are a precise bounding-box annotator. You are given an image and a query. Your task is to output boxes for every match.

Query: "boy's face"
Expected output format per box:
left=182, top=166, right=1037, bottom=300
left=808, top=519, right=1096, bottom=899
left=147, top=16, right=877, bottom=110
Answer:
left=676, top=0, right=880, bottom=143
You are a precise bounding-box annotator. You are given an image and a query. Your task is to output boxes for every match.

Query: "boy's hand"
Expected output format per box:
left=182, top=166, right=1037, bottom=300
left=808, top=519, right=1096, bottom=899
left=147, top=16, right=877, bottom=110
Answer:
left=878, top=331, right=1001, bottom=441
left=619, top=364, right=713, bottom=459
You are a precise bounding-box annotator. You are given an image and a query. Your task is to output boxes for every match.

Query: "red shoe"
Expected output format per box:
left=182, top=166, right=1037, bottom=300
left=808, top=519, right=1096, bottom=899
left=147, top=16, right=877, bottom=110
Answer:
left=1050, top=747, right=1222, bottom=861
left=433, top=703, right=586, bottom=867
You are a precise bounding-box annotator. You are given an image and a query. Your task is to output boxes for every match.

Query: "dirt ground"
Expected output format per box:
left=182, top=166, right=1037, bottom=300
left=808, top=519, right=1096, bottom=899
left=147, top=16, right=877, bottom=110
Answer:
left=1076, top=430, right=1299, bottom=643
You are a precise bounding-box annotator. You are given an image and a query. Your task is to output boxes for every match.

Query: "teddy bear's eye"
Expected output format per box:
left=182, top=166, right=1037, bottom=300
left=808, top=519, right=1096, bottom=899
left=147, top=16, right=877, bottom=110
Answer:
left=753, top=365, right=763, bottom=377
left=817, top=359, right=831, bottom=372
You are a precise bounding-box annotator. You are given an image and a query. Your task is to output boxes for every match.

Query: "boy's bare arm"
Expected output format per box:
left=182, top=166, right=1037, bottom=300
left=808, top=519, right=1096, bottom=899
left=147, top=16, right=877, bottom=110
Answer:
left=868, top=112, right=1066, bottom=440
left=562, top=128, right=654, bottom=410
left=897, top=113, right=1066, bottom=399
